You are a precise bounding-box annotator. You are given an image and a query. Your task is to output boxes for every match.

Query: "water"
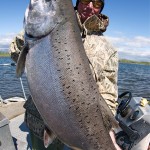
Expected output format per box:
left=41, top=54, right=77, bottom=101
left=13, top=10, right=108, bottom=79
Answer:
left=118, top=63, right=150, bottom=99
left=0, top=57, right=30, bottom=99
left=0, top=57, right=150, bottom=100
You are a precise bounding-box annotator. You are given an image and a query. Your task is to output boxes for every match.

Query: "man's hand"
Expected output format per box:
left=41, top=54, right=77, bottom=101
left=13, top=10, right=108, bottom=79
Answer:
left=109, top=130, right=122, bottom=150
left=148, top=143, right=150, bottom=150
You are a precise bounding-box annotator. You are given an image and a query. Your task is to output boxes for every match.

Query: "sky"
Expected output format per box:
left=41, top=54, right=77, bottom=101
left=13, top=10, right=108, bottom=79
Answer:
left=0, top=0, right=150, bottom=62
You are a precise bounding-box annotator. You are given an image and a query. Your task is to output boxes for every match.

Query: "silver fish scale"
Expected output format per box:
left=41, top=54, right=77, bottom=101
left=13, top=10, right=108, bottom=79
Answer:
left=50, top=21, right=111, bottom=149
left=25, top=0, right=116, bottom=149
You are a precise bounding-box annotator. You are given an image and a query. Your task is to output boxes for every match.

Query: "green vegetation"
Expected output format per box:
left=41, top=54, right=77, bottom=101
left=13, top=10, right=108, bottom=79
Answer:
left=119, top=59, right=150, bottom=65
left=0, top=52, right=10, bottom=57
left=0, top=52, right=149, bottom=66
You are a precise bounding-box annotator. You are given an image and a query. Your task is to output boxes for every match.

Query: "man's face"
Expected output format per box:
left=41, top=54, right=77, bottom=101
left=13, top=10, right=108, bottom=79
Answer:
left=77, top=1, right=102, bottom=23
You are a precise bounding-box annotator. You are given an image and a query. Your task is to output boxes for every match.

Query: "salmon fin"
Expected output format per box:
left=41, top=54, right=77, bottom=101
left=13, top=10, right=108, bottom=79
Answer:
left=43, top=128, right=56, bottom=148
left=16, top=43, right=29, bottom=77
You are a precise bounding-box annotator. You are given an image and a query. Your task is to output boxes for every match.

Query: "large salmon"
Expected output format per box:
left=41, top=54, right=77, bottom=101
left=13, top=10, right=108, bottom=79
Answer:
left=19, top=0, right=118, bottom=149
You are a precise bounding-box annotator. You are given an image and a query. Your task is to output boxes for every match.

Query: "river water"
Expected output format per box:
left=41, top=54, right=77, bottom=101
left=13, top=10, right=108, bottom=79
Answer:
left=0, top=57, right=150, bottom=100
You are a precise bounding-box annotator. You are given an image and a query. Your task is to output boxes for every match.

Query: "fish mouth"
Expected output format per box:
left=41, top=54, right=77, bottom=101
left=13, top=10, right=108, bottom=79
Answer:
left=24, top=0, right=59, bottom=38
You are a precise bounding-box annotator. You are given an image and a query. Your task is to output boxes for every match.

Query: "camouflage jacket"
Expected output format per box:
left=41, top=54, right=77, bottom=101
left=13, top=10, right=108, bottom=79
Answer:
left=9, top=30, right=24, bottom=63
left=76, top=12, right=118, bottom=114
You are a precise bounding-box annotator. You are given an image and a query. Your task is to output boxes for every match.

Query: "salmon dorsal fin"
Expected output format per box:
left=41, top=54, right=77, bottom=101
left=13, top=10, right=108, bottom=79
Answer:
left=16, top=43, right=29, bottom=77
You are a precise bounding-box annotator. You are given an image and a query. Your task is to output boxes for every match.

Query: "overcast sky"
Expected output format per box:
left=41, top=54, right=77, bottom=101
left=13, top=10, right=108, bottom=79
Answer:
left=0, top=0, right=149, bottom=62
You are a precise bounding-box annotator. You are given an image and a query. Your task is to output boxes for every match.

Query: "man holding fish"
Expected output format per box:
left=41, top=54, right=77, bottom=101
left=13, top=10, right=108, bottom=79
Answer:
left=10, top=0, right=121, bottom=149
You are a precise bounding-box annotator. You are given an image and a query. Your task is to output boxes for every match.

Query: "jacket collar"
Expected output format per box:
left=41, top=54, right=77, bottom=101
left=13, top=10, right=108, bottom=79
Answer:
left=76, top=11, right=109, bottom=35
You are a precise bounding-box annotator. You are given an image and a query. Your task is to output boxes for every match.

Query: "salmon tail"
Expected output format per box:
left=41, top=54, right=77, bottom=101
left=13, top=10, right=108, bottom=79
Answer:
left=16, top=43, right=29, bottom=77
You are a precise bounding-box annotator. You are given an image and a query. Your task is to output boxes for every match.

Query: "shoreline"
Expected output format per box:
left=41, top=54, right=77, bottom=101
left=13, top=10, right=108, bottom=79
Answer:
left=0, top=55, right=150, bottom=66
left=119, top=59, right=150, bottom=66
left=0, top=52, right=10, bottom=57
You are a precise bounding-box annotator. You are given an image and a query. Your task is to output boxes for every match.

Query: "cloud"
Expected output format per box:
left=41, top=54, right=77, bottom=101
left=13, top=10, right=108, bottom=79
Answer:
left=106, top=35, right=150, bottom=62
left=0, top=32, right=150, bottom=62
left=0, top=33, right=17, bottom=51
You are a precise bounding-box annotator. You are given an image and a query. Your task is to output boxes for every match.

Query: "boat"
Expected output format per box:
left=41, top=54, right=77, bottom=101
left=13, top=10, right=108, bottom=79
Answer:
left=0, top=95, right=33, bottom=150
left=0, top=63, right=32, bottom=150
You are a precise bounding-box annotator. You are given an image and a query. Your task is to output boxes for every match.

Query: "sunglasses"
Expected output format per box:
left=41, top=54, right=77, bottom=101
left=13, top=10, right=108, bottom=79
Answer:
left=79, top=0, right=104, bottom=8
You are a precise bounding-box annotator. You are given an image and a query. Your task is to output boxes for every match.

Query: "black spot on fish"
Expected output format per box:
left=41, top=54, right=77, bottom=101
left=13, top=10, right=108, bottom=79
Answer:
left=81, top=88, right=84, bottom=91
left=73, top=99, right=76, bottom=102
left=78, top=119, right=82, bottom=122
left=66, top=67, right=70, bottom=70
left=80, top=126, right=83, bottom=129
left=96, top=109, right=99, bottom=112
left=76, top=107, right=79, bottom=110
left=86, top=127, right=89, bottom=130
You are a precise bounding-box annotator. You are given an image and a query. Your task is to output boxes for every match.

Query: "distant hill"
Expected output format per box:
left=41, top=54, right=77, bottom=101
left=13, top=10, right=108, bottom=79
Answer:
left=0, top=51, right=10, bottom=57
left=0, top=52, right=149, bottom=66
left=119, top=59, right=150, bottom=65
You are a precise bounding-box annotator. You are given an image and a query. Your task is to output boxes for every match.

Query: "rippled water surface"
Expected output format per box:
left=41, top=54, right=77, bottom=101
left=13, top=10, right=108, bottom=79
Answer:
left=118, top=63, right=150, bottom=99
left=0, top=57, right=150, bottom=99
left=0, top=57, right=30, bottom=99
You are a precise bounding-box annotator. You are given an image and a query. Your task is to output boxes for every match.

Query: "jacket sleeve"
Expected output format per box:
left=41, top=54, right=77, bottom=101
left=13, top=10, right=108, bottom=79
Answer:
left=9, top=30, right=25, bottom=63
left=100, top=50, right=118, bottom=114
